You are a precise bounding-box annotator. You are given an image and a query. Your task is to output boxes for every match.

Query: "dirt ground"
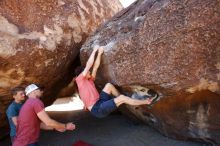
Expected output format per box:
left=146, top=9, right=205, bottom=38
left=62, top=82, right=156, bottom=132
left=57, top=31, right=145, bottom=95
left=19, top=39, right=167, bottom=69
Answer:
left=1, top=112, right=206, bottom=146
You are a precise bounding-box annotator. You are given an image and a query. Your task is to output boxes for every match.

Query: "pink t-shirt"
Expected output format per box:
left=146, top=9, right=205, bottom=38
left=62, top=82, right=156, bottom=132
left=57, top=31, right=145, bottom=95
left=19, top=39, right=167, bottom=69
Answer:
left=13, top=98, right=44, bottom=146
left=75, top=73, right=99, bottom=108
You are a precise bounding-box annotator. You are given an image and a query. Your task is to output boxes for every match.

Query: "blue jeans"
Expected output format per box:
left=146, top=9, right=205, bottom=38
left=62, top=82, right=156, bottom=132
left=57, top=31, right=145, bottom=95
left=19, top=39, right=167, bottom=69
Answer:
left=27, top=142, right=39, bottom=146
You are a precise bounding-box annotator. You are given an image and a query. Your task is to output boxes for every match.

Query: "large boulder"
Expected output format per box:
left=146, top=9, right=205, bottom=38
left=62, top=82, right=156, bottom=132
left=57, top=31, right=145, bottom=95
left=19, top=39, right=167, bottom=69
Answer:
left=0, top=0, right=122, bottom=137
left=81, top=0, right=220, bottom=144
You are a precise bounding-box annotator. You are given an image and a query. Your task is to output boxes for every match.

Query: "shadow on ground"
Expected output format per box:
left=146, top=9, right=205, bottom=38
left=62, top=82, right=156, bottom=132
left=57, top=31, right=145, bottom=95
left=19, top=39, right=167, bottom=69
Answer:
left=1, top=112, right=208, bottom=146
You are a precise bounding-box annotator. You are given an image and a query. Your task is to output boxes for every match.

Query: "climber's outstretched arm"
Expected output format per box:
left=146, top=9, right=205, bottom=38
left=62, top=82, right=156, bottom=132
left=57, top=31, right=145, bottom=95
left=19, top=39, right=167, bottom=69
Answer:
left=91, top=47, right=104, bottom=79
left=82, top=47, right=99, bottom=76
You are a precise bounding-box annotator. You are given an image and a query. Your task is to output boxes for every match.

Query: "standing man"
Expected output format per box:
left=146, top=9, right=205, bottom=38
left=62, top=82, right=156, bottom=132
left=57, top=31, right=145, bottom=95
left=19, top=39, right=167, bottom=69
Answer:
left=74, top=46, right=154, bottom=118
left=13, top=84, right=75, bottom=146
left=6, top=86, right=26, bottom=144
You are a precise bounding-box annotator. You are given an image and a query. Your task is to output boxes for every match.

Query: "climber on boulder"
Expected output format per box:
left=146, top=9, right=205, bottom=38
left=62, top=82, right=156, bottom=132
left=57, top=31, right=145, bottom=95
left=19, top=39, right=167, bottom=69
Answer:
left=73, top=46, right=155, bottom=118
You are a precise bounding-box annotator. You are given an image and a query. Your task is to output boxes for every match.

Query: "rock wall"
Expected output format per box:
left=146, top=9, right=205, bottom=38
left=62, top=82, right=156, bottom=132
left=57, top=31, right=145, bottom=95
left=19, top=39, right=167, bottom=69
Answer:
left=0, top=0, right=122, bottom=137
left=81, top=0, right=220, bottom=144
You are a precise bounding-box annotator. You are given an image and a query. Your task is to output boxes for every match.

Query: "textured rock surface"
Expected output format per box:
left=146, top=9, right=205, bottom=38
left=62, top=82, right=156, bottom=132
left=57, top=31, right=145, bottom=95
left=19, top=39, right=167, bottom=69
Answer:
left=120, top=89, right=220, bottom=144
left=81, top=0, right=220, bottom=144
left=0, top=0, right=122, bottom=137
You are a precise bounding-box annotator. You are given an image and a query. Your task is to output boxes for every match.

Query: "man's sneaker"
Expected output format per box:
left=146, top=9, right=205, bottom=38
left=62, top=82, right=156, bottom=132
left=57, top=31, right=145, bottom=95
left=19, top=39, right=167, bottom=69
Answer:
left=131, top=89, right=161, bottom=107
left=131, top=92, right=152, bottom=100
left=131, top=89, right=161, bottom=109
left=148, top=90, right=160, bottom=106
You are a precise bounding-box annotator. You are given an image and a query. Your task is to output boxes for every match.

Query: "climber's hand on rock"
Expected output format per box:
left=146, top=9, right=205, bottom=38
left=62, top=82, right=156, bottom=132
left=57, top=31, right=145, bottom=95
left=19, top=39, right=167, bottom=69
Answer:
left=93, top=45, right=99, bottom=52
left=98, top=47, right=104, bottom=55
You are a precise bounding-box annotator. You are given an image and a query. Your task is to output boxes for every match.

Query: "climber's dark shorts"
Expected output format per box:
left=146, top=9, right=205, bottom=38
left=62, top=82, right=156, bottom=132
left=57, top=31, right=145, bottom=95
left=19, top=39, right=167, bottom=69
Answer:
left=91, top=91, right=117, bottom=118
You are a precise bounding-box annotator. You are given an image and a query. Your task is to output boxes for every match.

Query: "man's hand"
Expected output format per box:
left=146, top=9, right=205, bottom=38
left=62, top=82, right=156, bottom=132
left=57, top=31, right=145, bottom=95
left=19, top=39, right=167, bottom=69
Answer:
left=55, top=123, right=75, bottom=132
left=66, top=123, right=76, bottom=130
left=55, top=128, right=66, bottom=132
